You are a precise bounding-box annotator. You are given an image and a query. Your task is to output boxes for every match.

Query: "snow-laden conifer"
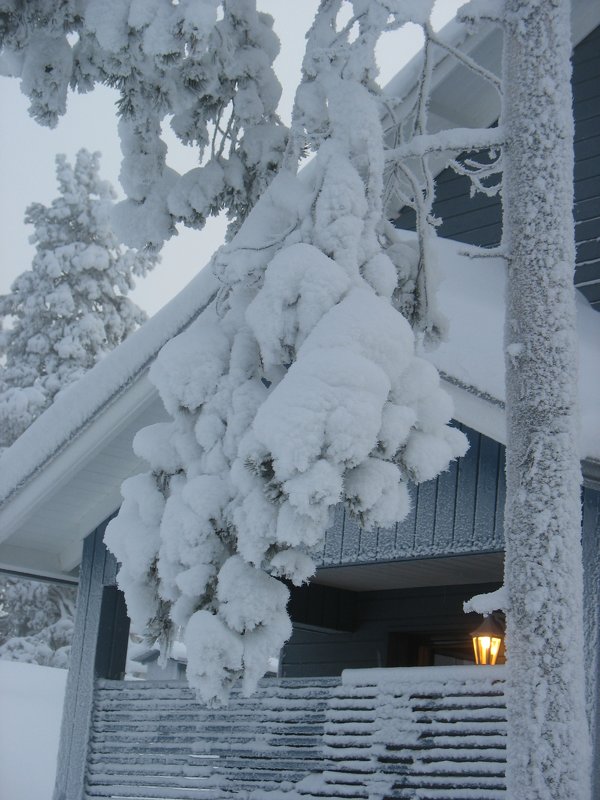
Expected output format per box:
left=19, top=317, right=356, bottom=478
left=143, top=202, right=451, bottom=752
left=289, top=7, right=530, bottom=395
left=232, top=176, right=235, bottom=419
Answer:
left=0, top=0, right=287, bottom=249
left=0, top=149, right=155, bottom=447
left=105, top=1, right=468, bottom=706
left=0, top=575, right=77, bottom=668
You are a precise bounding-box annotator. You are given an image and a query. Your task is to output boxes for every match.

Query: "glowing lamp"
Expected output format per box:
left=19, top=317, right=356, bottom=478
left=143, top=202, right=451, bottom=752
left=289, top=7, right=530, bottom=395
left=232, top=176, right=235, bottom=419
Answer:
left=471, top=615, right=504, bottom=665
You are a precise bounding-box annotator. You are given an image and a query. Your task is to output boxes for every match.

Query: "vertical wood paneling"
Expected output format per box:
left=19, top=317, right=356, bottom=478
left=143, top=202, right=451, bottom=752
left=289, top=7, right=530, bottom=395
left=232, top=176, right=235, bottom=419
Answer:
left=319, top=426, right=506, bottom=567
left=433, top=459, right=458, bottom=551
left=493, top=447, right=506, bottom=547
left=414, top=475, right=438, bottom=552
left=95, top=588, right=130, bottom=680
left=395, top=24, right=600, bottom=310
left=396, top=482, right=418, bottom=553
left=340, top=508, right=361, bottom=562
left=358, top=523, right=378, bottom=562
left=450, top=427, right=480, bottom=550
left=376, top=523, right=396, bottom=560
left=474, top=435, right=502, bottom=548
left=323, top=504, right=344, bottom=564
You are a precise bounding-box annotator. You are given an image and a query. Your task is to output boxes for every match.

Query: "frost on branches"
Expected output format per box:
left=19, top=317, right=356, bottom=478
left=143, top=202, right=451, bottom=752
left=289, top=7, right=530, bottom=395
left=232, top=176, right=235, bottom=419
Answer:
left=0, top=0, right=287, bottom=248
left=0, top=575, right=77, bottom=668
left=106, top=0, right=469, bottom=706
left=0, top=149, right=155, bottom=448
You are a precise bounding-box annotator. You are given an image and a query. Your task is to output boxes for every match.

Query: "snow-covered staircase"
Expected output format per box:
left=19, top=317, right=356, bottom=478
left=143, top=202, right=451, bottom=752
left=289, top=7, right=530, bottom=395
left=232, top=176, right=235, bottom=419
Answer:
left=85, top=667, right=506, bottom=800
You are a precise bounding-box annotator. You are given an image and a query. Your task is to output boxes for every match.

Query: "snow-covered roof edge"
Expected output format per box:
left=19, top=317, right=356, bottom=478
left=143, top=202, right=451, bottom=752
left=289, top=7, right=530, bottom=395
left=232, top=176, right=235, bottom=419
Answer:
left=0, top=265, right=218, bottom=507
left=382, top=0, right=600, bottom=120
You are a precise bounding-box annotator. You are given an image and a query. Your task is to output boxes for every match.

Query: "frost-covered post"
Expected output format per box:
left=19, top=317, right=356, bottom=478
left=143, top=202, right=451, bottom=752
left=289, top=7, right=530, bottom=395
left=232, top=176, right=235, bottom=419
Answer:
left=502, top=1, right=590, bottom=797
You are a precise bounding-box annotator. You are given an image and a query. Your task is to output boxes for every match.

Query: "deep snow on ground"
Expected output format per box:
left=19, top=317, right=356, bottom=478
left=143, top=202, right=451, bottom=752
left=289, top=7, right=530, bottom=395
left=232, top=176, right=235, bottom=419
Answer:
left=0, top=659, right=66, bottom=800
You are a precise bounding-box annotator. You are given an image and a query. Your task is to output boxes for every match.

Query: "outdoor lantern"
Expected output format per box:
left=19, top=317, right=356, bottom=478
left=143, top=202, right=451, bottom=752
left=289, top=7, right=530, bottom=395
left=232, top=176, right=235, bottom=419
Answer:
left=471, top=615, right=504, bottom=665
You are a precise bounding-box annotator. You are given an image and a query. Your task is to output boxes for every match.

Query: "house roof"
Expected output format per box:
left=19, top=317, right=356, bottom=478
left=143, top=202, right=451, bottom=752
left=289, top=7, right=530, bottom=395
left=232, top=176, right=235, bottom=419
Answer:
left=1, top=4, right=599, bottom=581
left=1, top=233, right=598, bottom=581
left=0, top=267, right=218, bottom=580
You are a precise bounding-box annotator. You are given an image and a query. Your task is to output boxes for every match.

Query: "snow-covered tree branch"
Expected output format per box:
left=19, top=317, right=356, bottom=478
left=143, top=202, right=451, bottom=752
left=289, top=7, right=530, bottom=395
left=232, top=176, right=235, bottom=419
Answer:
left=0, top=0, right=288, bottom=249
left=104, top=0, right=481, bottom=706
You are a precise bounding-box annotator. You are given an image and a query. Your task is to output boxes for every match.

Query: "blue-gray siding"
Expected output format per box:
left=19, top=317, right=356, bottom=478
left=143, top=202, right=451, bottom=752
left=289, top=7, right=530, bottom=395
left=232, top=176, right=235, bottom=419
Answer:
left=395, top=24, right=600, bottom=310
left=316, top=424, right=505, bottom=568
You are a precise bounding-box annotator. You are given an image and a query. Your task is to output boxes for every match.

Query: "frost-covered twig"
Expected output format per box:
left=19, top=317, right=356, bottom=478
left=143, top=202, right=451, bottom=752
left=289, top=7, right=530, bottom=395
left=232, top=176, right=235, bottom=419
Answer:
left=457, top=244, right=508, bottom=260
left=448, top=151, right=502, bottom=198
left=426, top=22, right=502, bottom=93
left=386, top=127, right=504, bottom=161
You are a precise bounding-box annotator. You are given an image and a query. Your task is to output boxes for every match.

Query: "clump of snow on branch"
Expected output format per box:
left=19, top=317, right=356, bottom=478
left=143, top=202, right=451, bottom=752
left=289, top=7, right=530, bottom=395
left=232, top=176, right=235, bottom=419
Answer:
left=0, top=149, right=155, bottom=448
left=0, top=0, right=288, bottom=248
left=464, top=585, right=508, bottom=616
left=106, top=0, right=469, bottom=707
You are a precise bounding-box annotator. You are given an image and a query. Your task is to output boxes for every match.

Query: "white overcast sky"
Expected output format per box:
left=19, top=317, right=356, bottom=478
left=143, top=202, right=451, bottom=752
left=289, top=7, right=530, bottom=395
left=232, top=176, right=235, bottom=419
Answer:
left=0, top=1, right=462, bottom=317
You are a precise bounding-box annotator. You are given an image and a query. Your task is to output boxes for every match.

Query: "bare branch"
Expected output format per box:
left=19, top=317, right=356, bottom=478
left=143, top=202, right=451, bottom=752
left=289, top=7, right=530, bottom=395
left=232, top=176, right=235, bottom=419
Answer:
left=426, top=22, right=502, bottom=93
left=413, top=31, right=433, bottom=137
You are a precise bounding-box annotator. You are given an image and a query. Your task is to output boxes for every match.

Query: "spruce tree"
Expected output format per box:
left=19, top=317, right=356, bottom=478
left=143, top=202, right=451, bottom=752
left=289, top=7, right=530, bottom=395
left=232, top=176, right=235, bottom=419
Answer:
left=0, top=149, right=156, bottom=447
left=0, top=575, right=77, bottom=668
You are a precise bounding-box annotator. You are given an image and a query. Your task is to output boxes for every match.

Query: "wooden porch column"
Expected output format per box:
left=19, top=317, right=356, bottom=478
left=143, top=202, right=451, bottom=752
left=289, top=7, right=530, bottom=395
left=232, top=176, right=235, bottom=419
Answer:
left=53, top=515, right=130, bottom=800
left=582, top=486, right=600, bottom=799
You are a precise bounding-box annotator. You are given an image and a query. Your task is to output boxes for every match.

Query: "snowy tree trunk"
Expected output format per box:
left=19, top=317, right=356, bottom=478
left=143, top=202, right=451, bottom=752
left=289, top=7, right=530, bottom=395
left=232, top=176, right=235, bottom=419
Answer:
left=502, top=1, right=591, bottom=798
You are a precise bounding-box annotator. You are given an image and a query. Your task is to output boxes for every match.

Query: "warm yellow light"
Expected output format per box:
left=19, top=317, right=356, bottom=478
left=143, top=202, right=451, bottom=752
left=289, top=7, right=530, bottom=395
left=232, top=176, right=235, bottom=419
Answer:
left=471, top=616, right=504, bottom=665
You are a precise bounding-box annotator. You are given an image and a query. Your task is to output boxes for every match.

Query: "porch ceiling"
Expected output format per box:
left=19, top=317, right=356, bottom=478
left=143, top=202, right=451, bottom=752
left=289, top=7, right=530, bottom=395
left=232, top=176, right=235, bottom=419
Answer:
left=313, top=552, right=504, bottom=592
left=0, top=383, right=168, bottom=581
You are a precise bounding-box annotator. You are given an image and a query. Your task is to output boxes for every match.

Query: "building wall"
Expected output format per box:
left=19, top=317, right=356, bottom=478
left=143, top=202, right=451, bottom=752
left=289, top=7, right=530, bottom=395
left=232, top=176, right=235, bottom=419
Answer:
left=395, top=24, right=600, bottom=310
left=316, top=424, right=505, bottom=568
